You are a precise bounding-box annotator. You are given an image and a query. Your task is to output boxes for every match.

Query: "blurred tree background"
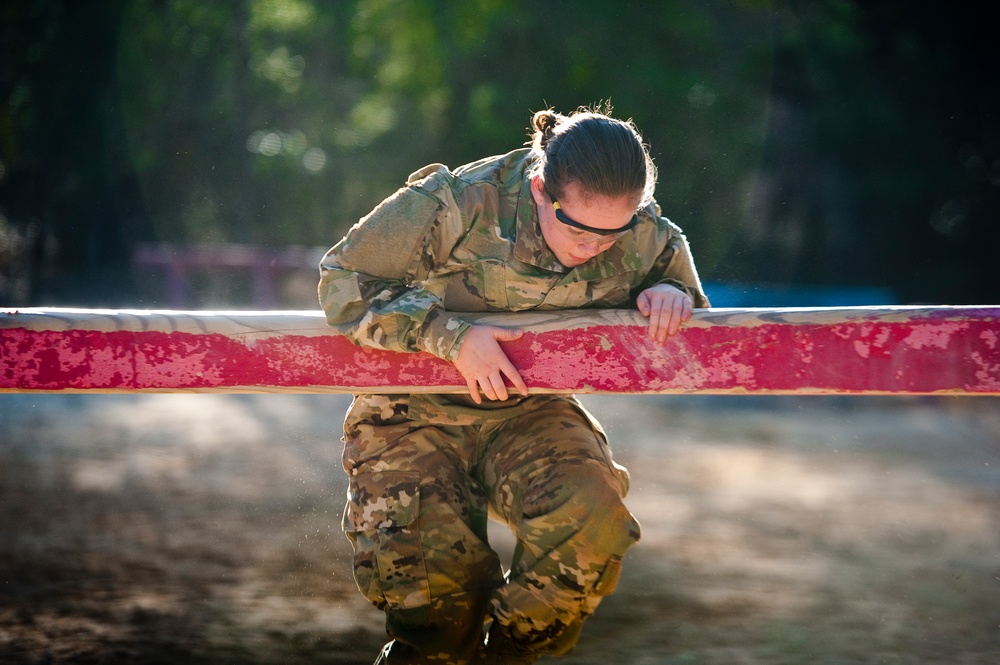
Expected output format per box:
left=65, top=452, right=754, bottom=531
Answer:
left=0, top=0, right=997, bottom=307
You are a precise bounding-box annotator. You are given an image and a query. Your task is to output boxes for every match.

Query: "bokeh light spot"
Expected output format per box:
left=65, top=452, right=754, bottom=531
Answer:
left=258, top=132, right=282, bottom=156
left=302, top=147, right=326, bottom=173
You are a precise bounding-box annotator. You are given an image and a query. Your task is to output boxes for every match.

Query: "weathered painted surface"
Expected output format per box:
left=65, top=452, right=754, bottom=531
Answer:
left=2, top=307, right=998, bottom=394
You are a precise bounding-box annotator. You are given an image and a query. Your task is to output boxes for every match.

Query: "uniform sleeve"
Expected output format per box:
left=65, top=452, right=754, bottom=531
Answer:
left=634, top=214, right=711, bottom=308
left=317, top=170, right=472, bottom=361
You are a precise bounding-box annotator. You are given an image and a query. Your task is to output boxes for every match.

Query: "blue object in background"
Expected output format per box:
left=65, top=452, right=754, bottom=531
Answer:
left=703, top=282, right=898, bottom=308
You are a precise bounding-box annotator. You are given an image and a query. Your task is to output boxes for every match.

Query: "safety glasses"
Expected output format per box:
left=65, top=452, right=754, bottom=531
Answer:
left=548, top=193, right=639, bottom=237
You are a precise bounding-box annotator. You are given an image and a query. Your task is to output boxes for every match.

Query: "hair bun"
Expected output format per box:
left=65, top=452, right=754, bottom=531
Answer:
left=531, top=109, right=565, bottom=149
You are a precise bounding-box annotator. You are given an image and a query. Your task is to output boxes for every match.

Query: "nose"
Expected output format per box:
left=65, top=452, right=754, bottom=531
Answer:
left=579, top=239, right=603, bottom=256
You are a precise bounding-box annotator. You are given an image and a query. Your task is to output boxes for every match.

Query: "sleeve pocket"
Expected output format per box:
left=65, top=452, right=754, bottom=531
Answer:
left=343, top=471, right=431, bottom=609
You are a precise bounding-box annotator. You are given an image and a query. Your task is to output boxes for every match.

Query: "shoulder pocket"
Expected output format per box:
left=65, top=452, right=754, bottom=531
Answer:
left=339, top=187, right=443, bottom=280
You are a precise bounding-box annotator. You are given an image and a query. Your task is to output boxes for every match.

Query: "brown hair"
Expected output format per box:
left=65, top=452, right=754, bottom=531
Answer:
left=528, top=105, right=657, bottom=208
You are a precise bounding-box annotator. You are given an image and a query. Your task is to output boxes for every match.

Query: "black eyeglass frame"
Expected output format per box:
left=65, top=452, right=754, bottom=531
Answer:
left=546, top=189, right=640, bottom=237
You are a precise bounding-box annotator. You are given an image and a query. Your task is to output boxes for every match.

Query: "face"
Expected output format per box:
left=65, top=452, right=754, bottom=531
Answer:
left=530, top=176, right=639, bottom=268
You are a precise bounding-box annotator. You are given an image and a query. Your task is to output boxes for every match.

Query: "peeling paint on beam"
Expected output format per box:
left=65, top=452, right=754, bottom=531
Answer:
left=1, top=307, right=998, bottom=395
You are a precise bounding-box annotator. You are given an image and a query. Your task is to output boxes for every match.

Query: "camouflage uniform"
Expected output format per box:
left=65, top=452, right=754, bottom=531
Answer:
left=318, top=148, right=708, bottom=663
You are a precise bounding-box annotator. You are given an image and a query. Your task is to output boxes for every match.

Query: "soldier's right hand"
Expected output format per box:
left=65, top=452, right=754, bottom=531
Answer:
left=453, top=325, right=528, bottom=403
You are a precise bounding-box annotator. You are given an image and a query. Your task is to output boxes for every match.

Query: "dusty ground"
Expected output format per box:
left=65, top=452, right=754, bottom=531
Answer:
left=1, top=393, right=998, bottom=664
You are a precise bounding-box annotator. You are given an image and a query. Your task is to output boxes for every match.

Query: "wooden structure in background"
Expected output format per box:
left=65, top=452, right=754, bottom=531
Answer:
left=131, top=243, right=327, bottom=308
left=2, top=307, right=998, bottom=395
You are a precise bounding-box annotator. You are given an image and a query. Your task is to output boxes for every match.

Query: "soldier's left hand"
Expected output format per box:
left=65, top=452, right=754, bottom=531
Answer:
left=636, top=284, right=692, bottom=342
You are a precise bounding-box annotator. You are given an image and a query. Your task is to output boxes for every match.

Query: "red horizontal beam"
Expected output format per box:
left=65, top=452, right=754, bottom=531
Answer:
left=1, top=307, right=998, bottom=395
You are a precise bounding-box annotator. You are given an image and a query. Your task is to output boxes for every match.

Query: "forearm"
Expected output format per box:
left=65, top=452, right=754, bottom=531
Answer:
left=634, top=225, right=710, bottom=309
left=660, top=234, right=709, bottom=308
left=319, top=266, right=470, bottom=361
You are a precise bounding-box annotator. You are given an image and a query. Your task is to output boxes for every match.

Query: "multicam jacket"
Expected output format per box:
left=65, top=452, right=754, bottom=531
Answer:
left=318, top=148, right=708, bottom=373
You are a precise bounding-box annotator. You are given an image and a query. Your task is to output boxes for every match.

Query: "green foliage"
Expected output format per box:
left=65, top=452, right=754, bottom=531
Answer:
left=114, top=0, right=775, bottom=262
left=4, top=0, right=997, bottom=305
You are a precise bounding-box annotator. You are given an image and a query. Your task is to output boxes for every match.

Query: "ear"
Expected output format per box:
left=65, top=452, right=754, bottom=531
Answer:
left=530, top=175, right=546, bottom=205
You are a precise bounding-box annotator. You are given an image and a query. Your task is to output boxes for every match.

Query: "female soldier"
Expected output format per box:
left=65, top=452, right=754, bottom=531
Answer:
left=319, top=107, right=709, bottom=664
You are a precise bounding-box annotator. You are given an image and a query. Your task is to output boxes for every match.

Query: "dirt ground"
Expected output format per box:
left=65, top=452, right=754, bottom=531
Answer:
left=1, top=393, right=998, bottom=664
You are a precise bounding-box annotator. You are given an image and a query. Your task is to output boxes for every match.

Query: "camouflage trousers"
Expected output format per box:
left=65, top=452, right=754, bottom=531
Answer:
left=341, top=393, right=641, bottom=664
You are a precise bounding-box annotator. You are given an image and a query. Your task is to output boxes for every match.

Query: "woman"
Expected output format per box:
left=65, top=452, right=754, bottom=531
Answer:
left=319, top=107, right=709, bottom=664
